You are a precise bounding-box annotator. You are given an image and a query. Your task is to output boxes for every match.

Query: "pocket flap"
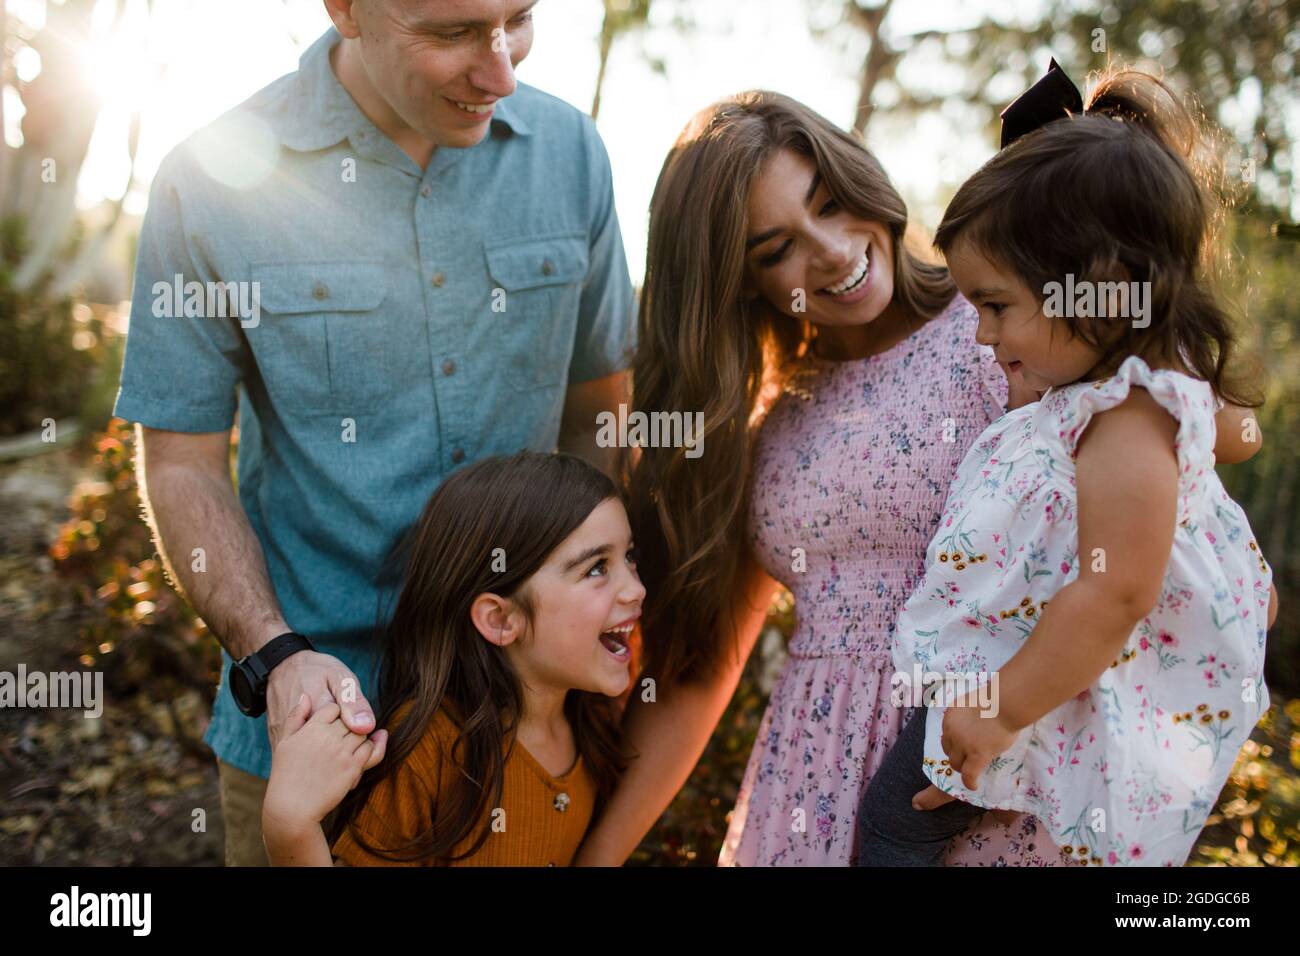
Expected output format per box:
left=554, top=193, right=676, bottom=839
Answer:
left=485, top=234, right=587, bottom=291
left=249, top=261, right=388, bottom=314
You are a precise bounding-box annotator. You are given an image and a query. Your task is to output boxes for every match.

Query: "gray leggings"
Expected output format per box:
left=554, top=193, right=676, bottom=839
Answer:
left=855, top=707, right=985, bottom=865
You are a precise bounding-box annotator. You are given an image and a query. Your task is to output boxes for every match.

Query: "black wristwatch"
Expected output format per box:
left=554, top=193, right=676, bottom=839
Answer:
left=229, top=632, right=316, bottom=717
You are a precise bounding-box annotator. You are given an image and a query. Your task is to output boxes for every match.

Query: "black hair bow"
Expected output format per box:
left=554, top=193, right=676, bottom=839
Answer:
left=999, top=57, right=1083, bottom=149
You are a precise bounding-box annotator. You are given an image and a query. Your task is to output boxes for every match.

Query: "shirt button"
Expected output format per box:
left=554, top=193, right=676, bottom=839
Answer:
left=541, top=259, right=555, bottom=276
left=431, top=272, right=446, bottom=288
left=312, top=281, right=329, bottom=300
left=451, top=447, right=465, bottom=463
left=442, top=359, right=456, bottom=376
left=420, top=184, right=432, bottom=198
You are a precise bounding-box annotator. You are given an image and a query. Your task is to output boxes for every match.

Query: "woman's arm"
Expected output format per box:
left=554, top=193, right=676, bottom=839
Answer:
left=1213, top=403, right=1263, bottom=464
left=574, top=553, right=779, bottom=865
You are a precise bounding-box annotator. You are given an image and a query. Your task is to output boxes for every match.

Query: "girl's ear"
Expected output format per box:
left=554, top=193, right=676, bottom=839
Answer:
left=469, top=593, right=524, bottom=647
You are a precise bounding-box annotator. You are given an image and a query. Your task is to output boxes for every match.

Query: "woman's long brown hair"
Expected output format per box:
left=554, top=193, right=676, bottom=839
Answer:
left=933, top=67, right=1261, bottom=408
left=626, top=90, right=956, bottom=686
left=327, top=452, right=627, bottom=864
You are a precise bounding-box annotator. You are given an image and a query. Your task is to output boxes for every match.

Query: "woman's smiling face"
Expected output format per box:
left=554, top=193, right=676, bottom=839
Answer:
left=744, top=148, right=896, bottom=328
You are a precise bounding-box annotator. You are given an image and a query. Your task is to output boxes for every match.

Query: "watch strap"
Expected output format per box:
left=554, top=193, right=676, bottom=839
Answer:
left=256, top=631, right=314, bottom=672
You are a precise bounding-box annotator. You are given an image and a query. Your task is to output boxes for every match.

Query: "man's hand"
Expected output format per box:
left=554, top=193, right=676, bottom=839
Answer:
left=266, top=650, right=376, bottom=748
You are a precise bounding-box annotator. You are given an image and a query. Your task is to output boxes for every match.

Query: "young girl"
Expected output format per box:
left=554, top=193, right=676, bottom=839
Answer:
left=260, top=451, right=644, bottom=866
left=856, top=67, right=1278, bottom=866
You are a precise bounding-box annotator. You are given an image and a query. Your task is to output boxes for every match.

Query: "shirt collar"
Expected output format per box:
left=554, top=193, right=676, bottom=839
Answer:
left=278, top=26, right=531, bottom=153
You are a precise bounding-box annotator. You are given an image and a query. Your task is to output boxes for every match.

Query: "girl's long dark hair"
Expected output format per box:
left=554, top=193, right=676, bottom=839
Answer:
left=327, top=452, right=628, bottom=864
left=934, top=67, right=1262, bottom=407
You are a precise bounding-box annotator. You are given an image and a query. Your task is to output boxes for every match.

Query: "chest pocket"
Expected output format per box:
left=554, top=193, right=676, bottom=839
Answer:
left=248, top=261, right=393, bottom=416
left=484, top=233, right=587, bottom=390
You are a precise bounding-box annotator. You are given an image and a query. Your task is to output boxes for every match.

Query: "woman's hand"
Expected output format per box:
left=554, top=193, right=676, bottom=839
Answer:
left=1213, top=403, right=1264, bottom=464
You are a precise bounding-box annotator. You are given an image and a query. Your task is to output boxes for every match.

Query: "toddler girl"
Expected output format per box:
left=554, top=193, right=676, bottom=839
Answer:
left=856, top=65, right=1277, bottom=866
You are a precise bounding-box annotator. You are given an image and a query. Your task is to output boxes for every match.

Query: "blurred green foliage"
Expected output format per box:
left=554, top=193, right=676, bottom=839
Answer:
left=0, top=216, right=117, bottom=438
left=51, top=418, right=220, bottom=700
left=1218, top=215, right=1299, bottom=698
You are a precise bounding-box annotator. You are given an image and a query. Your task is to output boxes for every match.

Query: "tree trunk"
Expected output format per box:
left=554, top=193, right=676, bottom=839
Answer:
left=591, top=20, right=614, bottom=120
left=849, top=0, right=897, bottom=137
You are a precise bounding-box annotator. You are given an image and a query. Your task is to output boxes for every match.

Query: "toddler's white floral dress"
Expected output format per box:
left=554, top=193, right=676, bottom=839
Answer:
left=893, top=355, right=1272, bottom=866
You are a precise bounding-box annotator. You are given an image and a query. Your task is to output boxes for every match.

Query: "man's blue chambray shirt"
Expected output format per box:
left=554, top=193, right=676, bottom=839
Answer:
left=112, top=28, right=636, bottom=778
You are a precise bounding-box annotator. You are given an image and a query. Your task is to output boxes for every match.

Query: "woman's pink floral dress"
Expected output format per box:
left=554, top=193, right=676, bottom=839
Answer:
left=895, top=356, right=1272, bottom=866
left=719, top=295, right=1071, bottom=866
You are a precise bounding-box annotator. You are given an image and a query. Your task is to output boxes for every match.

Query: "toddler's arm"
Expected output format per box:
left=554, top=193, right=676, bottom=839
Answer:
left=262, top=696, right=388, bottom=866
left=939, top=388, right=1180, bottom=788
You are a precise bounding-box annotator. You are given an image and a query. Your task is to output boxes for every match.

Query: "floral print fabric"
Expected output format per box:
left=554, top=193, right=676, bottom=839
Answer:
left=895, top=355, right=1272, bottom=866
left=720, top=296, right=1071, bottom=866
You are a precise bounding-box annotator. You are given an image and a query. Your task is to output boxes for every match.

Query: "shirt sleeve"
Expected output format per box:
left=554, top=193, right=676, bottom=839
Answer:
left=111, top=148, right=250, bottom=433
left=567, top=118, right=636, bottom=385
left=330, top=741, right=441, bottom=867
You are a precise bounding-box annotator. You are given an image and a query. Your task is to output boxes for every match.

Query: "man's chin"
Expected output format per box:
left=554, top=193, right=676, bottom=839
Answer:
left=425, top=115, right=494, bottom=149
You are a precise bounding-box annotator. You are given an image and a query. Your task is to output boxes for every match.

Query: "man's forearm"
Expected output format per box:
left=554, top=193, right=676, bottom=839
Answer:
left=137, top=440, right=289, bottom=659
left=558, top=370, right=629, bottom=480
left=557, top=424, right=617, bottom=478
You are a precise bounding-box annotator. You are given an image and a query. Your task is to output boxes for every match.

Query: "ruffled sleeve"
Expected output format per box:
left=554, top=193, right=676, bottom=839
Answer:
left=1056, top=356, right=1218, bottom=519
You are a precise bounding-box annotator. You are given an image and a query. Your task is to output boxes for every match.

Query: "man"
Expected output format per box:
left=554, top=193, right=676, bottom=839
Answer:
left=112, top=0, right=635, bottom=865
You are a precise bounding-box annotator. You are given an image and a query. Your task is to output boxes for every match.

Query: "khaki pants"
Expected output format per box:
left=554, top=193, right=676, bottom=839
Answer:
left=218, top=759, right=342, bottom=866
left=217, top=760, right=271, bottom=867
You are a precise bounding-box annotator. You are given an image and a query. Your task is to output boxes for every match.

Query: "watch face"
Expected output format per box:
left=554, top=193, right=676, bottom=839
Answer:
left=230, top=665, right=254, bottom=712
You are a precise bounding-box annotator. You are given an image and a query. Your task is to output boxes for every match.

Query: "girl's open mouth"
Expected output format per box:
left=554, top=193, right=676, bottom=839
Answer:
left=598, top=621, right=636, bottom=661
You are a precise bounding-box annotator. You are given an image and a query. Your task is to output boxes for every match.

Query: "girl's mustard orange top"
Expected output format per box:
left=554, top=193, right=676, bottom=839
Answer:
left=330, top=703, right=597, bottom=867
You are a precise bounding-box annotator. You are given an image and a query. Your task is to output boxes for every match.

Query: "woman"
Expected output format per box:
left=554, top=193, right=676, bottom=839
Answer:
left=574, top=90, right=1063, bottom=866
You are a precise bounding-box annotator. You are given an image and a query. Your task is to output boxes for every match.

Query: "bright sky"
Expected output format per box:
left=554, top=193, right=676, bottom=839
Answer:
left=12, top=0, right=1293, bottom=283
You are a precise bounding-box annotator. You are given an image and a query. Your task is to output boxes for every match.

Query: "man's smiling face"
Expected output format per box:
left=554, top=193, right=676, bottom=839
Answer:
left=334, top=0, right=537, bottom=150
